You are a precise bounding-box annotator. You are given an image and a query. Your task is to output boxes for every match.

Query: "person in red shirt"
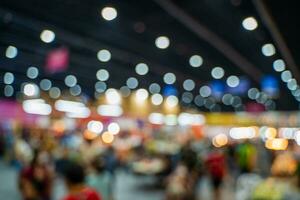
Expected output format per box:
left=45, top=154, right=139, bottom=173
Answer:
left=205, top=149, right=226, bottom=200
left=62, top=161, right=101, bottom=200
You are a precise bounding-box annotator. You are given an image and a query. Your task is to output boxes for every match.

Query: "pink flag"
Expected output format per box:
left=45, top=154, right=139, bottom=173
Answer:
left=46, top=47, right=69, bottom=73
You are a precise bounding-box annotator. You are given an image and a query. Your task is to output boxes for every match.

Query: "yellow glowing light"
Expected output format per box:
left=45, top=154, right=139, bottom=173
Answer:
left=135, top=88, right=149, bottom=102
left=105, top=88, right=121, bottom=105
left=212, top=134, right=228, bottom=147
left=265, top=138, right=288, bottom=150
left=265, top=127, right=277, bottom=139
left=101, top=131, right=114, bottom=143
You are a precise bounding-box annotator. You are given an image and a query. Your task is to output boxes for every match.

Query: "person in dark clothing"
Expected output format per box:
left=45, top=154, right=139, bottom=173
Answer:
left=62, top=160, right=101, bottom=200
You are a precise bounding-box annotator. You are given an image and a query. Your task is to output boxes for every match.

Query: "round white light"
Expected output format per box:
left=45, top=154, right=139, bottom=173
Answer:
left=27, top=66, right=39, bottom=79
left=96, top=69, right=110, bottom=81
left=222, top=93, right=233, bottom=105
left=49, top=87, right=61, bottom=99
left=155, top=36, right=170, bottom=49
left=199, top=85, right=211, bottom=97
left=189, top=55, right=203, bottom=67
left=248, top=88, right=259, bottom=100
left=40, top=79, right=52, bottom=91
left=194, top=95, right=205, bottom=107
left=3, top=72, right=14, bottom=84
left=65, top=75, right=77, bottom=87
left=273, top=59, right=285, bottom=72
left=126, top=77, right=138, bottom=89
left=281, top=70, right=292, bottom=82
left=40, top=30, right=55, bottom=43
left=181, top=92, right=193, bottom=104
left=183, top=79, right=195, bottom=91
left=211, top=67, right=225, bottom=79
left=149, top=113, right=164, bottom=125
left=242, top=17, right=258, bottom=31
left=108, top=122, right=120, bottom=135
left=166, top=95, right=178, bottom=107
left=87, top=120, right=103, bottom=134
left=262, top=43, right=276, bottom=56
left=151, top=94, right=163, bottom=105
left=287, top=79, right=297, bottom=91
left=95, top=81, right=107, bottom=93
left=101, top=7, right=117, bottom=21
left=163, top=72, right=176, bottom=84
left=105, top=88, right=121, bottom=105
left=5, top=46, right=18, bottom=58
left=97, top=49, right=111, bottom=62
left=70, top=85, right=81, bottom=96
left=23, top=83, right=39, bottom=97
left=149, top=83, right=161, bottom=94
left=226, top=75, right=240, bottom=87
left=136, top=88, right=149, bottom=101
left=120, top=86, right=131, bottom=97
left=135, top=63, right=149, bottom=75
left=4, top=85, right=14, bottom=97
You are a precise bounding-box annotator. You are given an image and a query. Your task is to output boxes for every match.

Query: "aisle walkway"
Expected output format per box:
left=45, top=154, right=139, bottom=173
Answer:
left=0, top=161, right=233, bottom=200
left=0, top=160, right=21, bottom=200
left=114, top=171, right=164, bottom=200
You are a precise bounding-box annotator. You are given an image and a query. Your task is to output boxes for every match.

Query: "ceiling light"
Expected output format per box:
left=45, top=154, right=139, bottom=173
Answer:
left=96, top=69, right=110, bottom=81
left=151, top=93, right=163, bottom=105
left=211, top=67, right=225, bottom=79
left=262, top=43, right=276, bottom=56
left=163, top=72, right=176, bottom=84
left=183, top=79, right=195, bottom=91
left=149, top=83, right=161, bottom=94
left=126, top=77, right=138, bottom=89
left=135, top=63, right=149, bottom=75
left=155, top=36, right=170, bottom=49
left=226, top=75, right=240, bottom=87
left=166, top=95, right=178, bottom=107
left=189, top=55, right=203, bottom=67
left=199, top=85, right=211, bottom=97
left=23, top=83, right=39, bottom=97
left=4, top=85, right=14, bottom=97
left=95, top=81, right=107, bottom=93
left=97, top=49, right=111, bottom=62
left=5, top=46, right=18, bottom=58
left=242, top=17, right=258, bottom=31
left=49, top=87, right=61, bottom=99
left=26, top=66, right=39, bottom=79
left=135, top=88, right=149, bottom=101
left=273, top=59, right=285, bottom=72
left=101, top=7, right=117, bottom=21
left=105, top=88, right=121, bottom=105
left=65, top=75, right=77, bottom=87
left=40, top=79, right=52, bottom=91
left=3, top=72, right=14, bottom=84
left=40, top=30, right=55, bottom=43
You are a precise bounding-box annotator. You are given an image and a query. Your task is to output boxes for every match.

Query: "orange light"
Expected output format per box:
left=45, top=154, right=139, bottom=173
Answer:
left=84, top=129, right=98, bottom=140
left=52, top=120, right=65, bottom=133
left=101, top=131, right=114, bottom=144
left=265, top=138, right=288, bottom=150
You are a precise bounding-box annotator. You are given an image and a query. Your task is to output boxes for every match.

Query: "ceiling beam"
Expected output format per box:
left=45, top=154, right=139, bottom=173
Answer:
left=253, top=0, right=300, bottom=81
left=153, top=0, right=263, bottom=83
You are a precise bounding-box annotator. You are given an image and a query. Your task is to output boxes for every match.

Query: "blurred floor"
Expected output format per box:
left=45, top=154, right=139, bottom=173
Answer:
left=0, top=160, right=21, bottom=200
left=0, top=162, right=234, bottom=200
left=114, top=171, right=164, bottom=200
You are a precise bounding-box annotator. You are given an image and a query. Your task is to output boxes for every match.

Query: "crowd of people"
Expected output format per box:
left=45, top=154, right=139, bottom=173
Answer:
left=1, top=125, right=300, bottom=200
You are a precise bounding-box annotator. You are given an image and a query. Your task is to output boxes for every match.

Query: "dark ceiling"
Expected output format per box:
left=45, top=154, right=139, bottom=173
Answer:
left=0, top=0, right=299, bottom=111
